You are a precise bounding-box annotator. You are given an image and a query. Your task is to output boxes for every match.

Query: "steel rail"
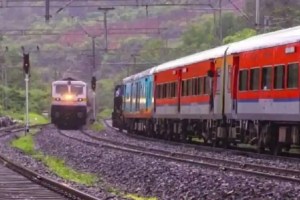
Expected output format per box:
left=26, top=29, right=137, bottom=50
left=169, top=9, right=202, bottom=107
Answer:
left=103, top=119, right=300, bottom=163
left=0, top=154, right=100, bottom=200
left=0, top=123, right=51, bottom=138
left=58, top=128, right=300, bottom=184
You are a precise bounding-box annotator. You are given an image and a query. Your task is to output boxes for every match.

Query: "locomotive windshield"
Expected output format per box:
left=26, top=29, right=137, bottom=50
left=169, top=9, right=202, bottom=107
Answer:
left=71, top=85, right=84, bottom=95
left=55, top=84, right=68, bottom=94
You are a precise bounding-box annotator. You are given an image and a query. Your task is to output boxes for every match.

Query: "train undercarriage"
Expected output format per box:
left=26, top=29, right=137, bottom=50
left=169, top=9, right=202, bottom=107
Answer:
left=116, top=117, right=300, bottom=155
left=51, top=105, right=87, bottom=129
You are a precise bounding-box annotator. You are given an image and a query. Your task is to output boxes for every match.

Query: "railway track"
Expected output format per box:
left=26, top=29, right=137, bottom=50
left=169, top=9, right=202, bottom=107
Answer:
left=58, top=126, right=300, bottom=184
left=0, top=123, right=100, bottom=200
left=0, top=154, right=99, bottom=200
left=0, top=123, right=51, bottom=138
left=104, top=119, right=300, bottom=163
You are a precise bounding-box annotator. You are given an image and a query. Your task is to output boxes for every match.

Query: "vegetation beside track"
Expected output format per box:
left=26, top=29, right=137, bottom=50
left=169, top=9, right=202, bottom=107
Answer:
left=3, top=111, right=49, bottom=125
left=108, top=187, right=157, bottom=200
left=98, top=108, right=112, bottom=119
left=88, top=108, right=110, bottom=132
left=11, top=129, right=97, bottom=186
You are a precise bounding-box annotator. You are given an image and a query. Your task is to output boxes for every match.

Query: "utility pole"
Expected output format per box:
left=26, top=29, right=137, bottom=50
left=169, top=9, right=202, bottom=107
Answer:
left=92, top=36, right=96, bottom=72
left=0, top=64, right=4, bottom=109
left=3, top=63, right=6, bottom=109
left=98, top=7, right=115, bottom=52
left=129, top=54, right=138, bottom=76
left=45, top=0, right=50, bottom=23
left=219, top=0, right=223, bottom=44
left=255, top=0, right=260, bottom=31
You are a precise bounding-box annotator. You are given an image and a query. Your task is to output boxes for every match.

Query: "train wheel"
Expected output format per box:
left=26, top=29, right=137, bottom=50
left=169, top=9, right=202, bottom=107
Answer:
left=257, top=139, right=265, bottom=154
left=269, top=141, right=281, bottom=156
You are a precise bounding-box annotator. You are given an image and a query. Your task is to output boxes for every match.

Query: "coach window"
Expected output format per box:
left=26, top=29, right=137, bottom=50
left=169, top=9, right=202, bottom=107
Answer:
left=156, top=85, right=161, bottom=99
left=171, top=82, right=177, bottom=97
left=261, top=66, right=272, bottom=90
left=175, top=82, right=177, bottom=97
left=204, top=76, right=210, bottom=94
left=250, top=68, right=260, bottom=90
left=287, top=63, right=299, bottom=88
left=181, top=81, right=185, bottom=96
left=187, top=79, right=192, bottom=96
left=228, top=65, right=232, bottom=91
left=239, top=70, right=248, bottom=91
left=163, top=84, right=167, bottom=98
left=274, top=65, right=285, bottom=89
left=166, top=83, right=170, bottom=98
left=198, top=78, right=203, bottom=94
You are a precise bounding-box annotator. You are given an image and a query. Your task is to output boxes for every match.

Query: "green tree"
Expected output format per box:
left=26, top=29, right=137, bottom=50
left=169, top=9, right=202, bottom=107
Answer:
left=223, top=28, right=257, bottom=44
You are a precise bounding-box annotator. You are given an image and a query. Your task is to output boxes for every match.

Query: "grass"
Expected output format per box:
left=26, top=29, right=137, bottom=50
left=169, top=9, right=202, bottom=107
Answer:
left=124, top=194, right=157, bottom=200
left=11, top=130, right=97, bottom=186
left=98, top=108, right=112, bottom=120
left=108, top=187, right=157, bottom=200
left=11, top=133, right=36, bottom=154
left=28, top=113, right=49, bottom=125
left=90, top=121, right=105, bottom=132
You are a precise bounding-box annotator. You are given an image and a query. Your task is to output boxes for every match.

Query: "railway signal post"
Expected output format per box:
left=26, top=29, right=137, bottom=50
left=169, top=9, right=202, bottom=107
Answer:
left=23, top=53, right=30, bottom=133
left=91, top=76, right=96, bottom=122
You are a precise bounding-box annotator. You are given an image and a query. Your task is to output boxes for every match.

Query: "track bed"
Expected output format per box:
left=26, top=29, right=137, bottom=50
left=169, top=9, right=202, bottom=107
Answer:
left=0, top=162, right=67, bottom=200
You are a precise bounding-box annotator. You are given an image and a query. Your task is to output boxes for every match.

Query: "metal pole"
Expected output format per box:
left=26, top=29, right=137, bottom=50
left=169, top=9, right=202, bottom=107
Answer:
left=25, top=74, right=29, bottom=133
left=45, top=0, right=50, bottom=23
left=93, top=91, right=96, bottom=121
left=255, top=0, right=260, bottom=30
left=92, top=37, right=96, bottom=121
left=1, top=65, right=4, bottom=109
left=98, top=7, right=114, bottom=52
left=133, top=55, right=136, bottom=72
left=92, top=37, right=96, bottom=71
left=3, top=64, right=7, bottom=109
left=219, top=0, right=222, bottom=44
left=104, top=11, right=108, bottom=51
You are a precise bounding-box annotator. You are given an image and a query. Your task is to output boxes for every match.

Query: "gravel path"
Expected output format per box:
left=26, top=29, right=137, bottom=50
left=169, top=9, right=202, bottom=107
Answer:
left=34, top=126, right=300, bottom=200
left=0, top=128, right=124, bottom=200
left=87, top=121, right=300, bottom=171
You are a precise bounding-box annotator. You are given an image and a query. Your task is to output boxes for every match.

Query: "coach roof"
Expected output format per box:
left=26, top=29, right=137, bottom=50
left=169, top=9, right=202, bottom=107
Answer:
left=228, top=25, right=300, bottom=54
left=154, top=45, right=230, bottom=73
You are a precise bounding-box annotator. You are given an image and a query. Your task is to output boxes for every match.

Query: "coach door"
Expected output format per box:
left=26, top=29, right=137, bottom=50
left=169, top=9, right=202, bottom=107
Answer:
left=207, top=60, right=216, bottom=114
left=177, top=69, right=182, bottom=113
left=232, top=54, right=240, bottom=115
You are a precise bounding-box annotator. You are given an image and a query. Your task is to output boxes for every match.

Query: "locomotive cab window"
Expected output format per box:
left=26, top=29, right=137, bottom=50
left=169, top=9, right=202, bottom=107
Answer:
left=71, top=85, right=84, bottom=95
left=287, top=63, right=299, bottom=88
left=239, top=70, right=248, bottom=91
left=261, top=66, right=272, bottom=90
left=55, top=84, right=68, bottom=94
left=250, top=68, right=259, bottom=90
left=274, top=65, right=285, bottom=89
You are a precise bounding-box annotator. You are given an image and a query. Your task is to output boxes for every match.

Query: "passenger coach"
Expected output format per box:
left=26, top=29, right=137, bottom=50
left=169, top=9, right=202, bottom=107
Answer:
left=113, top=25, right=300, bottom=155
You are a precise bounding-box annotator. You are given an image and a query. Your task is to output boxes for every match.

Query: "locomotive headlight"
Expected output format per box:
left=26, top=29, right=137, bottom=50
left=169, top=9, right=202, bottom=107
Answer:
left=63, top=94, right=75, bottom=101
left=78, top=98, right=83, bottom=102
left=54, top=97, right=61, bottom=101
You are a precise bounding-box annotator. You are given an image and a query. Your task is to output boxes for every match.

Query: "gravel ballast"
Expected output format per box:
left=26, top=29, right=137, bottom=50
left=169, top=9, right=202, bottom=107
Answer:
left=0, top=129, right=124, bottom=200
left=87, top=121, right=300, bottom=171
left=32, top=125, right=300, bottom=200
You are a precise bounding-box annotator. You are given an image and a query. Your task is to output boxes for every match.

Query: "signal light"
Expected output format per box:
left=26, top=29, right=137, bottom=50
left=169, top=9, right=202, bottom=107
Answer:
left=23, top=53, right=30, bottom=74
left=91, top=76, right=96, bottom=91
